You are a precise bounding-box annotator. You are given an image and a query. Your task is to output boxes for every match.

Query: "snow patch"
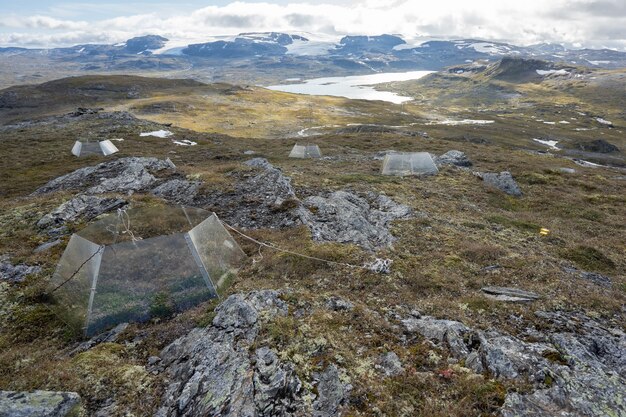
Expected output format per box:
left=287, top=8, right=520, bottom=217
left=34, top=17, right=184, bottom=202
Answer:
left=172, top=139, right=197, bottom=146
left=140, top=130, right=173, bottom=138
left=533, top=138, right=559, bottom=149
left=536, top=69, right=570, bottom=76
left=595, top=117, right=613, bottom=126
left=427, top=119, right=494, bottom=126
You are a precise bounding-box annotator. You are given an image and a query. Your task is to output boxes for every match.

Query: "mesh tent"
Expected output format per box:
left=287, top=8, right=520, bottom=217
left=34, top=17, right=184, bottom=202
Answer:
left=71, top=140, right=119, bottom=157
left=49, top=206, right=246, bottom=336
left=381, top=152, right=438, bottom=176
left=289, top=144, right=322, bottom=158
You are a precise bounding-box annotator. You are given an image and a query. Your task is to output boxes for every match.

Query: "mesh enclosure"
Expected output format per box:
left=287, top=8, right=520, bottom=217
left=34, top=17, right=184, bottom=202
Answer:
left=381, top=152, right=438, bottom=176
left=289, top=144, right=322, bottom=158
left=71, top=140, right=119, bottom=157
left=50, top=206, right=245, bottom=337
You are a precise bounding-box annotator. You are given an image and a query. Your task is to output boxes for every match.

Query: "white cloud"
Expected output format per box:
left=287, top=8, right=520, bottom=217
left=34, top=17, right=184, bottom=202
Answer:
left=0, top=0, right=625, bottom=50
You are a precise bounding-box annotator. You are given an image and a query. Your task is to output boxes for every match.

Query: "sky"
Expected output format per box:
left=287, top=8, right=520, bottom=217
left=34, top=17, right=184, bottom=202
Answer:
left=1, top=0, right=625, bottom=50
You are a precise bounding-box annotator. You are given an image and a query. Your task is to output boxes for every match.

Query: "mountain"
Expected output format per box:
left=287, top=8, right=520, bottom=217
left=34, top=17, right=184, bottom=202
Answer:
left=1, top=33, right=625, bottom=89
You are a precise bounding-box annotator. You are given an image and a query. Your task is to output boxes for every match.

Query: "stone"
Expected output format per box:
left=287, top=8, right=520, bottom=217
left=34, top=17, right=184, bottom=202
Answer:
left=575, top=139, right=619, bottom=153
left=32, top=157, right=175, bottom=196
left=156, top=290, right=301, bottom=417
left=313, top=364, right=351, bottom=417
left=151, top=179, right=200, bottom=204
left=298, top=190, right=412, bottom=251
left=376, top=352, right=404, bottom=377
left=70, top=322, right=129, bottom=355
left=37, top=195, right=126, bottom=229
left=0, top=257, right=41, bottom=282
left=481, top=286, right=540, bottom=302
left=401, top=310, right=626, bottom=417
left=563, top=266, right=612, bottom=287
left=434, top=150, right=472, bottom=167
left=325, top=296, right=355, bottom=312
left=33, top=239, right=62, bottom=254
left=0, top=390, right=82, bottom=417
left=479, top=171, right=523, bottom=196
left=558, top=167, right=576, bottom=174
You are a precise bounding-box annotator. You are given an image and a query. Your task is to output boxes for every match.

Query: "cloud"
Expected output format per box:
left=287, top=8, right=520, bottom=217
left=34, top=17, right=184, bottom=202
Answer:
left=0, top=0, right=625, bottom=50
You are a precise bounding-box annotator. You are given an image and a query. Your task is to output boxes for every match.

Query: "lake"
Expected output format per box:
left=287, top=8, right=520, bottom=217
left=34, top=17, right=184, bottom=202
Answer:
left=266, top=71, right=434, bottom=104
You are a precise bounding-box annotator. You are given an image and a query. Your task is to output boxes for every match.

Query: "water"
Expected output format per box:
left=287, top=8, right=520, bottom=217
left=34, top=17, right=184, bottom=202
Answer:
left=266, top=71, right=433, bottom=104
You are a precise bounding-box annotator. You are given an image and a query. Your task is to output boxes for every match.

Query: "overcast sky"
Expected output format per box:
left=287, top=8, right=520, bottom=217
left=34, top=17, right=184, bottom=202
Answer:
left=1, top=0, right=625, bottom=50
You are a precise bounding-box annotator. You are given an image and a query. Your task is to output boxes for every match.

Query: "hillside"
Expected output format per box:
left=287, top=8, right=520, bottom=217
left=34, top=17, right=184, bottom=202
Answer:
left=0, top=72, right=624, bottom=416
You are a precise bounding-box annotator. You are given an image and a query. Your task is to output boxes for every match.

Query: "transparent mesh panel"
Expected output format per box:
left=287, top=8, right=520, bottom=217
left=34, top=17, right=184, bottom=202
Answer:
left=188, top=214, right=246, bottom=297
left=71, top=141, right=82, bottom=157
left=50, top=234, right=103, bottom=334
left=78, top=206, right=209, bottom=246
left=381, top=152, right=438, bottom=176
left=289, top=144, right=321, bottom=158
left=78, top=142, right=103, bottom=157
left=86, top=233, right=214, bottom=336
left=99, top=140, right=119, bottom=156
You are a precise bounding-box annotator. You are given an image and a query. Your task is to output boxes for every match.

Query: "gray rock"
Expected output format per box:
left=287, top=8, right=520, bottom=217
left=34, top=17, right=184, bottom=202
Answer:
left=298, top=191, right=411, bottom=251
left=32, top=157, right=174, bottom=195
left=479, top=171, right=523, bottom=196
left=563, top=266, right=612, bottom=287
left=33, top=239, right=62, bottom=254
left=402, top=310, right=626, bottom=417
left=376, top=352, right=404, bottom=377
left=151, top=179, right=200, bottom=204
left=70, top=322, right=129, bottom=355
left=37, top=195, right=126, bottom=229
left=199, top=158, right=301, bottom=229
left=434, top=150, right=472, bottom=167
left=558, top=167, right=576, bottom=174
left=325, top=296, right=354, bottom=312
left=0, top=390, right=82, bottom=417
left=157, top=290, right=300, bottom=417
left=481, top=286, right=540, bottom=302
left=0, top=257, right=41, bottom=282
left=313, top=364, right=351, bottom=417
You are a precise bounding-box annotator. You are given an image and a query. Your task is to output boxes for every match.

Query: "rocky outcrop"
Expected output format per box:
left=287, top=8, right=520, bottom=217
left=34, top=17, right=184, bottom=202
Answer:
left=563, top=266, right=612, bottom=287
left=433, top=150, right=472, bottom=167
left=156, top=290, right=305, bottom=417
left=477, top=171, right=522, bottom=196
left=33, top=157, right=175, bottom=195
left=376, top=352, right=404, bottom=377
left=575, top=139, right=619, bottom=153
left=298, top=191, right=412, bottom=251
left=401, top=310, right=626, bottom=416
left=0, top=256, right=41, bottom=282
left=151, top=179, right=200, bottom=205
left=481, top=286, right=540, bottom=302
left=312, top=364, right=351, bottom=417
left=37, top=195, right=126, bottom=229
left=198, top=158, right=301, bottom=229
left=0, top=390, right=82, bottom=417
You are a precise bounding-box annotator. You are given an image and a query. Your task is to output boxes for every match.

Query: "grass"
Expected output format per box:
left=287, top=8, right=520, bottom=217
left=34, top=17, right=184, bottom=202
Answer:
left=0, top=72, right=624, bottom=416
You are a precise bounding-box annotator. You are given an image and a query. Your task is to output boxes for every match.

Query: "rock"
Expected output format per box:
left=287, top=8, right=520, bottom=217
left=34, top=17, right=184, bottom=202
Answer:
left=253, top=347, right=303, bottom=416
left=37, top=195, right=127, bottom=229
left=0, top=390, right=82, bottom=417
left=563, top=266, right=612, bottom=287
left=0, top=257, right=41, bottom=282
left=434, top=150, right=472, bottom=167
left=157, top=290, right=302, bottom=417
left=481, top=286, right=540, bottom=302
left=313, top=364, right=351, bottom=417
left=33, top=239, right=62, bottom=254
left=557, top=167, right=576, bottom=174
left=401, top=310, right=626, bottom=417
left=32, top=157, right=175, bottom=195
left=298, top=191, right=412, bottom=251
left=198, top=158, right=301, bottom=229
left=575, top=139, right=619, bottom=153
left=376, top=352, right=404, bottom=377
left=243, top=150, right=256, bottom=155
left=69, top=322, right=129, bottom=355
left=479, top=171, right=523, bottom=196
left=325, top=296, right=355, bottom=312
left=151, top=179, right=200, bottom=204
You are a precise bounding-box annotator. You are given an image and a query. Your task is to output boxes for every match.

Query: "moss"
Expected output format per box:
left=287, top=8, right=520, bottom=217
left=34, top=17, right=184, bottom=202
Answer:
left=560, top=246, right=615, bottom=273
left=542, top=350, right=568, bottom=365
left=487, top=215, right=540, bottom=232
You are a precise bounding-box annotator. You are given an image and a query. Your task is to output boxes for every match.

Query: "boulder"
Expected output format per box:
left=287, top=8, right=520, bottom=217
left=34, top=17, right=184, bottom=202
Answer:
left=0, top=390, right=82, bottom=417
left=298, top=191, right=412, bottom=251
left=37, top=195, right=126, bottom=229
left=479, top=171, right=522, bottom=196
left=575, top=139, right=619, bottom=153
left=151, top=179, right=200, bottom=204
left=434, top=150, right=472, bottom=167
left=312, top=364, right=351, bottom=417
left=481, top=286, right=540, bottom=302
left=376, top=352, right=404, bottom=377
left=325, top=296, right=355, bottom=312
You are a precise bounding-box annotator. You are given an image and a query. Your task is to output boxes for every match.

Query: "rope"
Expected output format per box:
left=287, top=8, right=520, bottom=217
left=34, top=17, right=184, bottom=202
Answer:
left=221, top=220, right=392, bottom=274
left=48, top=245, right=103, bottom=294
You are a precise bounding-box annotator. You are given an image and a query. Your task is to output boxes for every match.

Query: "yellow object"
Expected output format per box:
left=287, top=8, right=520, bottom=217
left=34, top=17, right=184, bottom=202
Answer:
left=540, top=228, right=550, bottom=236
